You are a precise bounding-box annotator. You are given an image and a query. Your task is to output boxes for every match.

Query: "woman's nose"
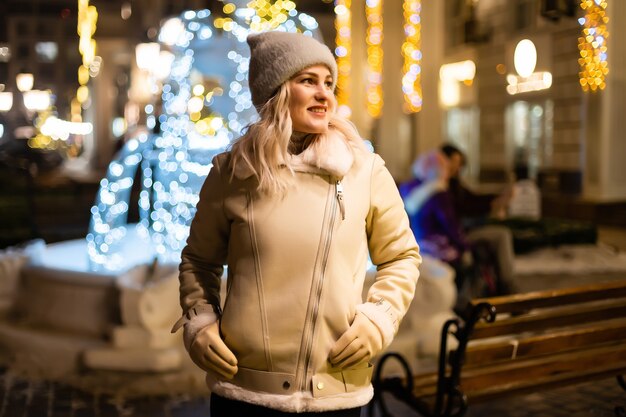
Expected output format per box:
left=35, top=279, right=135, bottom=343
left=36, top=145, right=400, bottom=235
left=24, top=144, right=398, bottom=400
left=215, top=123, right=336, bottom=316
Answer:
left=315, top=84, right=331, bottom=101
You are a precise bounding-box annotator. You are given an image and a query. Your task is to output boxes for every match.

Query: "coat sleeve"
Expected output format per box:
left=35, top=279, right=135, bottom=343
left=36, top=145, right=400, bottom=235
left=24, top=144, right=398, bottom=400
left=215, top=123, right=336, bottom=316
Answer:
left=171, top=154, right=230, bottom=347
left=361, top=154, right=421, bottom=348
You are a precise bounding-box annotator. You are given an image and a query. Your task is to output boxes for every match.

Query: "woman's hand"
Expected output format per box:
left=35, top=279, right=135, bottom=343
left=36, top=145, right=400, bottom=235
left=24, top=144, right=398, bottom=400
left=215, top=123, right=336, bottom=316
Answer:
left=189, top=321, right=238, bottom=379
left=328, top=312, right=383, bottom=369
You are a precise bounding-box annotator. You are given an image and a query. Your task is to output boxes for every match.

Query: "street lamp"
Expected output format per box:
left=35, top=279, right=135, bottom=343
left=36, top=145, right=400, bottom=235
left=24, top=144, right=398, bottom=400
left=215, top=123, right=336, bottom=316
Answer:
left=0, top=92, right=13, bottom=112
left=23, top=90, right=51, bottom=112
left=513, top=39, right=537, bottom=78
left=16, top=72, right=34, bottom=92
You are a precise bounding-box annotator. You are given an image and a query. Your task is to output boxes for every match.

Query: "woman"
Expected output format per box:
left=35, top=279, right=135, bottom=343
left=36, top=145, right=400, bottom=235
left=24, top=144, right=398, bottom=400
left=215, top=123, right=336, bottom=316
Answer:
left=172, top=31, right=421, bottom=416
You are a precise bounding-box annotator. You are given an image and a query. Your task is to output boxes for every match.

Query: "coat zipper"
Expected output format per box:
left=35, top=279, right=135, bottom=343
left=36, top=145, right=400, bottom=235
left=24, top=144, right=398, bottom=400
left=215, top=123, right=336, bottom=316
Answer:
left=297, top=178, right=339, bottom=391
left=336, top=180, right=345, bottom=220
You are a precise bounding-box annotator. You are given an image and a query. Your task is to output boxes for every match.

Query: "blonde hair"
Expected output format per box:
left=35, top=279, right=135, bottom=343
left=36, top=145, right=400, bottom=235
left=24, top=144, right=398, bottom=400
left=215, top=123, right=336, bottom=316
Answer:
left=229, top=83, right=366, bottom=195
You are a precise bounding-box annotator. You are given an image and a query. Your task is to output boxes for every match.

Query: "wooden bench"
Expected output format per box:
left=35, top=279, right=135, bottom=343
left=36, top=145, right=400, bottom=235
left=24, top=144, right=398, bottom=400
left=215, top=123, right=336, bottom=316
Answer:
left=370, top=279, right=626, bottom=417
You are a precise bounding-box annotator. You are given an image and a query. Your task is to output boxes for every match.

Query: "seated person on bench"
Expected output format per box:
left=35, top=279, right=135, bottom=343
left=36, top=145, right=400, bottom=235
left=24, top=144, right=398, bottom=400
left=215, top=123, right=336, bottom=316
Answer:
left=399, top=150, right=517, bottom=308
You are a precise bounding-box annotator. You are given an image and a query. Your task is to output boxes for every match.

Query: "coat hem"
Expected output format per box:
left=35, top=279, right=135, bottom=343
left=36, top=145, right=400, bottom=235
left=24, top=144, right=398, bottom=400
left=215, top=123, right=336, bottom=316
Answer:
left=208, top=379, right=374, bottom=413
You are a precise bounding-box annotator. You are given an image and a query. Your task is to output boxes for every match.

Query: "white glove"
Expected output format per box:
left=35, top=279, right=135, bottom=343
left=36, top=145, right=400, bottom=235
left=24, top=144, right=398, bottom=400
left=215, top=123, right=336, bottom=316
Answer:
left=188, top=321, right=238, bottom=379
left=329, top=312, right=383, bottom=369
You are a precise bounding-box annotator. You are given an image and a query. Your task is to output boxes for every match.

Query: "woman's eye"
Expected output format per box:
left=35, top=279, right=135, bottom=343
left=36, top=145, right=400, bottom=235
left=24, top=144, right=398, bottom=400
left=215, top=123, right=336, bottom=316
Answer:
left=325, top=81, right=333, bottom=88
left=302, top=78, right=314, bottom=84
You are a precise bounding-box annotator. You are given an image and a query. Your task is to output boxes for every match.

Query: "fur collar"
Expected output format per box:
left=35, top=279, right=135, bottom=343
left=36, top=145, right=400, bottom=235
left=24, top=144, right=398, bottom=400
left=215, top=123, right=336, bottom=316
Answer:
left=233, top=129, right=355, bottom=180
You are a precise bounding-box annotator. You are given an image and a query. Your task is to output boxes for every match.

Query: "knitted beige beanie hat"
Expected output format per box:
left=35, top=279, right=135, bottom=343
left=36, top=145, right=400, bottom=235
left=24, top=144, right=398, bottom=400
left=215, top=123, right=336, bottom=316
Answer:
left=247, top=31, right=338, bottom=109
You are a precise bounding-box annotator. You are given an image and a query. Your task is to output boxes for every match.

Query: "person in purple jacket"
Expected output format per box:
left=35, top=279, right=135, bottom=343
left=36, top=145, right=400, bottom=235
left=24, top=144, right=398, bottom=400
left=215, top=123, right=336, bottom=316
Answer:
left=400, top=151, right=469, bottom=270
left=399, top=150, right=515, bottom=308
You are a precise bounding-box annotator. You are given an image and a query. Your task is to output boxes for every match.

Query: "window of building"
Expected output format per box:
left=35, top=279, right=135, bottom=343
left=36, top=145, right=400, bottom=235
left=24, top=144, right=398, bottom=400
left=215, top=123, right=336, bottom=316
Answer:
left=17, top=43, right=30, bottom=59
left=445, top=0, right=469, bottom=49
left=0, top=64, right=7, bottom=84
left=16, top=21, right=30, bottom=35
left=37, top=23, right=53, bottom=37
left=444, top=106, right=480, bottom=182
left=514, top=0, right=537, bottom=32
left=505, top=99, right=554, bottom=179
left=445, top=0, right=490, bottom=48
left=37, top=62, right=55, bottom=83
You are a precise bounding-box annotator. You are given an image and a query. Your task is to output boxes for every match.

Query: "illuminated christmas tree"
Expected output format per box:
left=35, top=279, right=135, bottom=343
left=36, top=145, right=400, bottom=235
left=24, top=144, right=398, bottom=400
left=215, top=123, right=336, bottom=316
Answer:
left=87, top=2, right=326, bottom=271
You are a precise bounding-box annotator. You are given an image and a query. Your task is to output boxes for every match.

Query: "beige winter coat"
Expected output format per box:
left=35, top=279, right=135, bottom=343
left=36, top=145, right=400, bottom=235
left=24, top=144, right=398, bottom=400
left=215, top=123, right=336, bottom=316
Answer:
left=174, top=131, right=421, bottom=412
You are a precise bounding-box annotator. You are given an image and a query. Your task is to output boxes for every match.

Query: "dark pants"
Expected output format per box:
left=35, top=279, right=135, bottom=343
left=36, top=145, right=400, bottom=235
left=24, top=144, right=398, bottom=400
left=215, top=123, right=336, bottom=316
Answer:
left=210, top=393, right=363, bottom=417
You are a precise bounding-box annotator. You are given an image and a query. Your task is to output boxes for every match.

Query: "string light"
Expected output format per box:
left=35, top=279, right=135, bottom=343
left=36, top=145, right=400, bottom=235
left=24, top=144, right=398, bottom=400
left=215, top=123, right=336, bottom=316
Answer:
left=75, top=0, right=98, bottom=120
left=246, top=0, right=297, bottom=32
left=365, top=0, right=383, bottom=118
left=334, top=0, right=351, bottom=118
left=87, top=134, right=150, bottom=270
left=578, top=0, right=609, bottom=92
left=402, top=0, right=422, bottom=112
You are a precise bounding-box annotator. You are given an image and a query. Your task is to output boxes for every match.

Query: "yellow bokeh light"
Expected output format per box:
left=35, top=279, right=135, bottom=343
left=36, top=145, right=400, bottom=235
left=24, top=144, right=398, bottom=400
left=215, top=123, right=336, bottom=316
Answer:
left=247, top=0, right=291, bottom=31
left=402, top=0, right=422, bottom=112
left=75, top=0, right=97, bottom=124
left=77, top=85, right=89, bottom=103
left=334, top=0, right=351, bottom=117
left=195, top=119, right=209, bottom=134
left=365, top=0, right=383, bottom=118
left=78, top=65, right=90, bottom=85
left=193, top=84, right=205, bottom=96
left=578, top=0, right=608, bottom=93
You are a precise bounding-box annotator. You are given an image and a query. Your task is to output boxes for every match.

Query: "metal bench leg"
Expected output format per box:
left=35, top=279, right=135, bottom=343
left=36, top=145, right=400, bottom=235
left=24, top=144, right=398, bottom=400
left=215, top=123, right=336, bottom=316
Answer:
left=370, top=304, right=496, bottom=417
left=370, top=352, right=433, bottom=417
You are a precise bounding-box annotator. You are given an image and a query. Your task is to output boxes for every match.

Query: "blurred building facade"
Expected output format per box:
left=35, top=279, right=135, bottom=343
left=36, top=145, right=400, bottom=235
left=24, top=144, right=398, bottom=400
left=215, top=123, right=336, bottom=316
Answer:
left=367, top=0, right=625, bottom=204
left=0, top=0, right=624, bottom=205
left=435, top=0, right=625, bottom=202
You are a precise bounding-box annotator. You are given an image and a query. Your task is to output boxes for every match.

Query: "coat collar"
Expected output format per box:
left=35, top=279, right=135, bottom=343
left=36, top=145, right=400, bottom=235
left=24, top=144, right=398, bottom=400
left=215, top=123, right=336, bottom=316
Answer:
left=233, top=129, right=355, bottom=180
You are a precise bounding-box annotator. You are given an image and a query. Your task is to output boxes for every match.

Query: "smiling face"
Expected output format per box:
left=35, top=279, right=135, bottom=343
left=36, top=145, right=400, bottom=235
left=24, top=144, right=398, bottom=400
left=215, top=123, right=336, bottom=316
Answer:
left=287, top=65, right=335, bottom=134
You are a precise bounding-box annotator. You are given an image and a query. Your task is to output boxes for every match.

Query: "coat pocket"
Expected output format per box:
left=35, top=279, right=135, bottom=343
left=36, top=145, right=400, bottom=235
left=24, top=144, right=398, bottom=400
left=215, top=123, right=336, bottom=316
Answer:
left=232, top=366, right=297, bottom=394
left=311, top=363, right=373, bottom=398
